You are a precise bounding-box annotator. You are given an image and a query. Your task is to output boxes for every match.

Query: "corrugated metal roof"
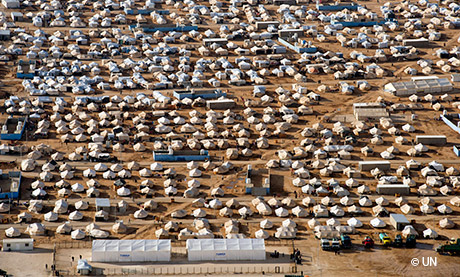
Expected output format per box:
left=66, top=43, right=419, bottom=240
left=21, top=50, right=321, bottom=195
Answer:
left=390, top=213, right=410, bottom=224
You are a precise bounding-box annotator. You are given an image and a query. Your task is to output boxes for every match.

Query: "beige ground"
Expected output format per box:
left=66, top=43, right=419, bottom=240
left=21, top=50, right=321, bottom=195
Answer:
left=1, top=238, right=456, bottom=277
left=0, top=245, right=52, bottom=277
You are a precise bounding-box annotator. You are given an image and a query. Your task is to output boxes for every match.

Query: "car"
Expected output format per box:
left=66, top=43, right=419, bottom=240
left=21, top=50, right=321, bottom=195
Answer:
left=340, top=235, right=352, bottom=249
left=363, top=236, right=374, bottom=249
left=321, top=239, right=331, bottom=251
left=393, top=234, right=404, bottom=247
left=379, top=233, right=392, bottom=246
left=331, top=238, right=341, bottom=251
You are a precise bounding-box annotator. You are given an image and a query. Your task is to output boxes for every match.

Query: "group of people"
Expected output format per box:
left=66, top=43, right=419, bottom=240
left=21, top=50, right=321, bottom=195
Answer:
left=291, top=248, right=302, bottom=264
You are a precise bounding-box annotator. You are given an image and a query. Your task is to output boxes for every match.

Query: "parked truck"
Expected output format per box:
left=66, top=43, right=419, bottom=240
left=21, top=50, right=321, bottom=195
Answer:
left=340, top=235, right=352, bottom=249
left=362, top=236, right=374, bottom=249
left=321, top=239, right=331, bottom=251
left=331, top=238, right=341, bottom=251
left=436, top=238, right=460, bottom=255
left=393, top=235, right=404, bottom=247
left=379, top=233, right=392, bottom=246
left=406, top=234, right=417, bottom=248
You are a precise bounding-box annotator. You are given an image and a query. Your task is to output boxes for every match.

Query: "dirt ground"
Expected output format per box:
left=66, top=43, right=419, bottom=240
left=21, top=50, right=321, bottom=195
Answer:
left=0, top=245, right=53, bottom=277
left=7, top=238, right=456, bottom=277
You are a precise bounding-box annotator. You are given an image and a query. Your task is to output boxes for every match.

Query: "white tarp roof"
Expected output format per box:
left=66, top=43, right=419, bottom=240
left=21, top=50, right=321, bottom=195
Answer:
left=186, top=238, right=266, bottom=261
left=92, top=239, right=171, bottom=262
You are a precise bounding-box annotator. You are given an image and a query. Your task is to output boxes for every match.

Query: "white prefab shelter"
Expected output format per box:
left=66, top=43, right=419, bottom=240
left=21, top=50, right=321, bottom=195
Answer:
left=186, top=239, right=266, bottom=261
left=2, top=238, right=34, bottom=251
left=384, top=77, right=453, bottom=96
left=92, top=240, right=171, bottom=262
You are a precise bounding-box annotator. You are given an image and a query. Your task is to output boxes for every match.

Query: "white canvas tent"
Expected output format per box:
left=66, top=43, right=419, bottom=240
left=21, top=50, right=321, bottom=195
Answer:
left=186, top=239, right=265, bottom=261
left=92, top=240, right=171, bottom=262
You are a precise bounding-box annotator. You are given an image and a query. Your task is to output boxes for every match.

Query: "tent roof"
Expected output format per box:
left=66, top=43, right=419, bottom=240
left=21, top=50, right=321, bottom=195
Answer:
left=186, top=238, right=265, bottom=251
left=95, top=198, right=110, bottom=207
left=92, top=239, right=171, bottom=252
left=2, top=238, right=33, bottom=244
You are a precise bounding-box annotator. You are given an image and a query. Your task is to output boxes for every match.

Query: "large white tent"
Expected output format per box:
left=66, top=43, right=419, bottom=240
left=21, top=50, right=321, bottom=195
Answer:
left=92, top=240, right=171, bottom=262
left=186, top=239, right=265, bottom=261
